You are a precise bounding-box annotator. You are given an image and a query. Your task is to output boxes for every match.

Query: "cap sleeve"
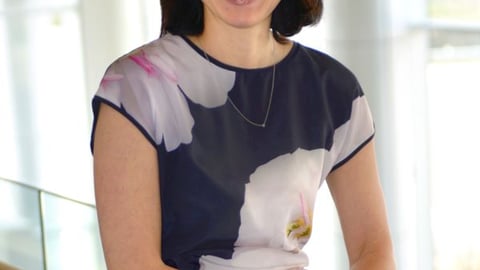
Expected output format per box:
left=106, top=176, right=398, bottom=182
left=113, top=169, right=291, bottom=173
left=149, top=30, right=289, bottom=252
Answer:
left=90, top=48, right=195, bottom=152
left=329, top=84, right=375, bottom=172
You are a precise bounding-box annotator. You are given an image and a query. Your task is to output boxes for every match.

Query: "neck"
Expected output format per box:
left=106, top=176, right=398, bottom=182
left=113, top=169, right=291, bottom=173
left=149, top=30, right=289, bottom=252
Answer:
left=193, top=19, right=275, bottom=68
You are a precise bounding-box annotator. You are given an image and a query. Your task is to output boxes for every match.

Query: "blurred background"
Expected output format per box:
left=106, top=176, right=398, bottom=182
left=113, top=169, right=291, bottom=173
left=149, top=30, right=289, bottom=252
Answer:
left=0, top=0, right=479, bottom=269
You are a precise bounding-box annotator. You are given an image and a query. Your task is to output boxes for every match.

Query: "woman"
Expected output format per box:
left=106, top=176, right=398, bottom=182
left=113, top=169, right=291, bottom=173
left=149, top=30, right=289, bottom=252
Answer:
left=91, top=0, right=395, bottom=269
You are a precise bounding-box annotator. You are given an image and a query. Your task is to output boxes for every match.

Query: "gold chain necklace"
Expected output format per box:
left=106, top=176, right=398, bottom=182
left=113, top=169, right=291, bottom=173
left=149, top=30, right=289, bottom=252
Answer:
left=199, top=37, right=276, bottom=128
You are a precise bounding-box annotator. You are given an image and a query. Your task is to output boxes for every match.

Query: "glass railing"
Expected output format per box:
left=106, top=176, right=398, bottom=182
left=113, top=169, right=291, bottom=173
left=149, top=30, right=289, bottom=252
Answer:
left=0, top=177, right=106, bottom=270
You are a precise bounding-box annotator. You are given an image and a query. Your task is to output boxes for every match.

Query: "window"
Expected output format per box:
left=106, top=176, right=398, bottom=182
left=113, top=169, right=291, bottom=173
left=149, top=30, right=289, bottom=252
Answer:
left=427, top=0, right=480, bottom=268
left=0, top=1, right=100, bottom=268
left=0, top=0, right=91, bottom=202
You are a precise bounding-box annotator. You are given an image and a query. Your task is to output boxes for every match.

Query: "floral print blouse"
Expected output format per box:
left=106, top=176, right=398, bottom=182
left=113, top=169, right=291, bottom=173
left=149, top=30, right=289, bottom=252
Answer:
left=91, top=34, right=375, bottom=270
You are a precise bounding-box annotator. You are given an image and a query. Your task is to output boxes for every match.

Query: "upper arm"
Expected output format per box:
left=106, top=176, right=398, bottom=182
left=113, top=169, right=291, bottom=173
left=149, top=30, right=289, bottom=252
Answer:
left=93, top=104, right=172, bottom=269
left=327, top=140, right=395, bottom=269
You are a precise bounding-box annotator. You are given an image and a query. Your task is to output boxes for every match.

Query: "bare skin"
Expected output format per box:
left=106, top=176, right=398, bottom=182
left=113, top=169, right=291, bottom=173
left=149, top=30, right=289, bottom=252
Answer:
left=327, top=141, right=396, bottom=269
left=94, top=104, right=175, bottom=270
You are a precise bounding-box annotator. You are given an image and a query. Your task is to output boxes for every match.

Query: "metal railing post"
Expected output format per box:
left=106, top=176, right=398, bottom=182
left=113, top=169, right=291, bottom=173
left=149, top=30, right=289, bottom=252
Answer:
left=38, top=191, right=48, bottom=270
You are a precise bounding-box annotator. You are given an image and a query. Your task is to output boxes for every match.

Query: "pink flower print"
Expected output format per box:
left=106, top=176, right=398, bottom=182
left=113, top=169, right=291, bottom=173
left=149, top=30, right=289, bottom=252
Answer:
left=299, top=192, right=311, bottom=226
left=286, top=193, right=312, bottom=241
left=100, top=73, right=124, bottom=89
left=148, top=51, right=177, bottom=83
left=129, top=49, right=178, bottom=84
left=129, top=50, right=157, bottom=76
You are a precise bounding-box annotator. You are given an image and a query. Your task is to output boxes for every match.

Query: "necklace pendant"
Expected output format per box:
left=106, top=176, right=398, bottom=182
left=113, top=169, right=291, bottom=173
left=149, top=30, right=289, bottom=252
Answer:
left=200, top=35, right=276, bottom=128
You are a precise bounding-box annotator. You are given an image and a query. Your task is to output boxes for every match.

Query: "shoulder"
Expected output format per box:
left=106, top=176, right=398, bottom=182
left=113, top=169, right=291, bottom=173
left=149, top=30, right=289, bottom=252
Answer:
left=94, top=34, right=198, bottom=152
left=98, top=34, right=189, bottom=100
left=108, top=34, right=185, bottom=74
left=292, top=43, right=363, bottom=98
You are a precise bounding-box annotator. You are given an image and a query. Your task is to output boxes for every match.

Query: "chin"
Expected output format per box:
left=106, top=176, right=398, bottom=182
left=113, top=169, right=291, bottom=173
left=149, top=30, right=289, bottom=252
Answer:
left=203, top=0, right=276, bottom=30
left=226, top=20, right=261, bottom=29
left=222, top=13, right=270, bottom=30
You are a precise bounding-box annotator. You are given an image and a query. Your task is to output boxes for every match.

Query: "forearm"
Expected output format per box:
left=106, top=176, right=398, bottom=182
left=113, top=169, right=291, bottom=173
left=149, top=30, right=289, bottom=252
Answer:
left=159, top=262, right=177, bottom=270
left=158, top=265, right=177, bottom=270
left=103, top=256, right=177, bottom=270
left=350, top=250, right=396, bottom=270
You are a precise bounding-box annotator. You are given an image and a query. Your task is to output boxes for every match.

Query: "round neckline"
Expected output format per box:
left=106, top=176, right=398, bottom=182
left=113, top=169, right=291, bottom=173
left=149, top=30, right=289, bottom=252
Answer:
left=180, top=35, right=299, bottom=73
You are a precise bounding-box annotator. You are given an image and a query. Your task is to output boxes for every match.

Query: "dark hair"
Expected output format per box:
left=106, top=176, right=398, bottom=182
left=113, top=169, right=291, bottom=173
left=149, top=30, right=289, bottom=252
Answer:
left=160, top=0, right=323, bottom=42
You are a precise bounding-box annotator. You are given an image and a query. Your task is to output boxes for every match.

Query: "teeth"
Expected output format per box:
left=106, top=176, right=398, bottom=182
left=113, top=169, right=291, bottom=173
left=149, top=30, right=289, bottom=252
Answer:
left=235, top=0, right=247, bottom=4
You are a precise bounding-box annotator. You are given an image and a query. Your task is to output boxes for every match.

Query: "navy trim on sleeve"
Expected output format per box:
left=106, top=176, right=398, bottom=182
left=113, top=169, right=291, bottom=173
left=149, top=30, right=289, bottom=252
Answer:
left=329, top=133, right=375, bottom=173
left=90, top=96, right=158, bottom=153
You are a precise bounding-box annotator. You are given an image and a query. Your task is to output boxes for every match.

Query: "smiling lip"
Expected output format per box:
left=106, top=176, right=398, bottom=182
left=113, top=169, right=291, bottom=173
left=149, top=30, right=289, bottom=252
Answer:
left=226, top=0, right=252, bottom=6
